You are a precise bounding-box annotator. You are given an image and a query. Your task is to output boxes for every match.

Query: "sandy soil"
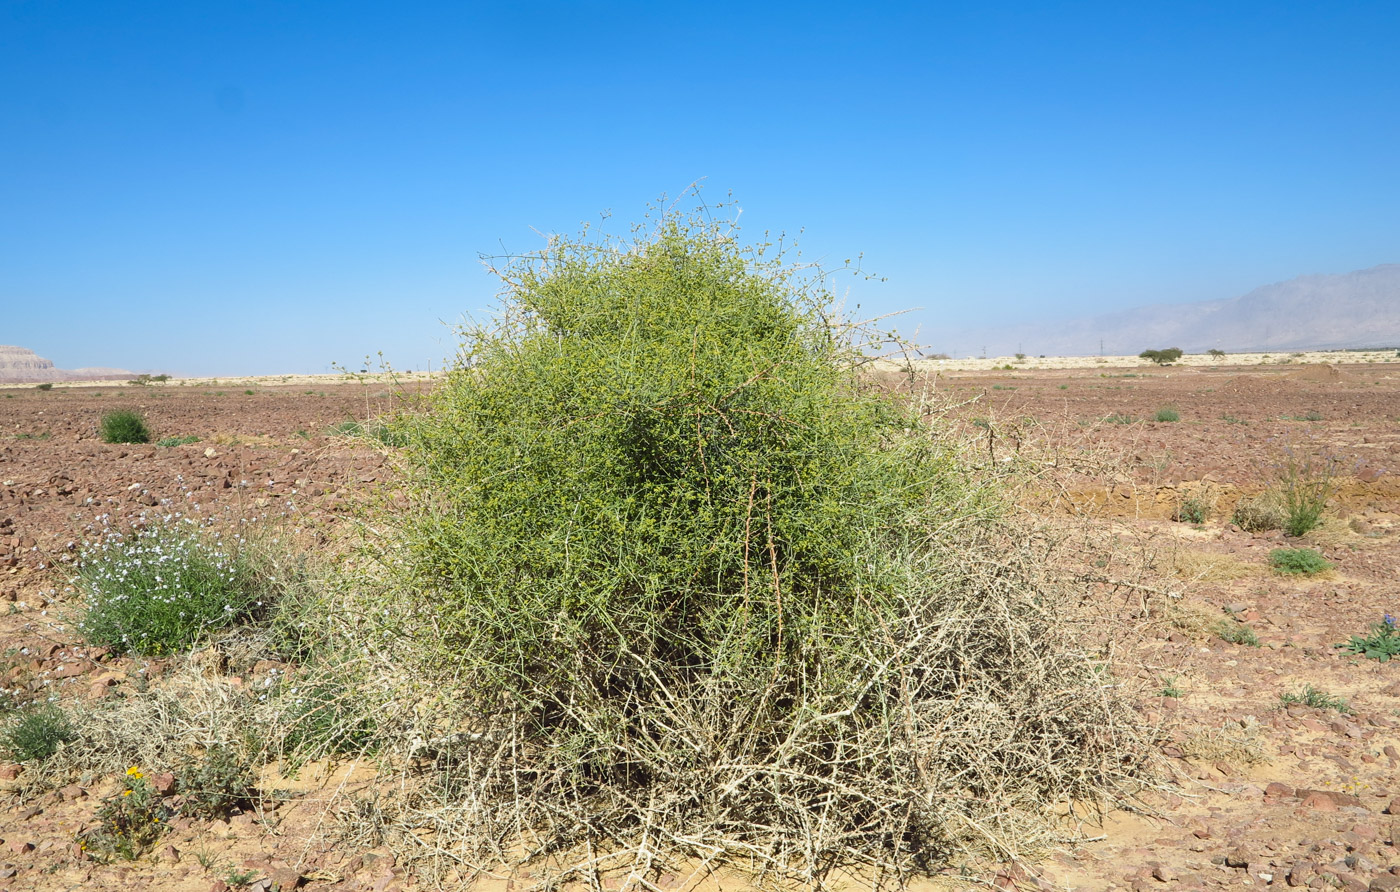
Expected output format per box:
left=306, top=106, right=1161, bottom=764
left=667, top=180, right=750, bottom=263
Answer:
left=0, top=364, right=1398, bottom=891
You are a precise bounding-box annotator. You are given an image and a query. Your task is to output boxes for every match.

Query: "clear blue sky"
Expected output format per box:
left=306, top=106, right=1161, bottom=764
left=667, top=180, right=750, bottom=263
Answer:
left=4, top=1, right=1398, bottom=374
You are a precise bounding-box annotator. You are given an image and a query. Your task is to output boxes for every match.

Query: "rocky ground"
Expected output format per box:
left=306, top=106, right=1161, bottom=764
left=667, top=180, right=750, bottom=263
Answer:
left=0, top=362, right=1397, bottom=891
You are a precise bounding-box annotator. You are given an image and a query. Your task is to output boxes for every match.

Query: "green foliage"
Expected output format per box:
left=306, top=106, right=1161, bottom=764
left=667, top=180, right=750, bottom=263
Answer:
left=1173, top=496, right=1210, bottom=524
left=99, top=409, right=152, bottom=444
left=177, top=744, right=255, bottom=820
left=80, top=767, right=167, bottom=862
left=1154, top=407, right=1180, bottom=423
left=276, top=667, right=377, bottom=764
left=128, top=374, right=170, bottom=385
left=1278, top=450, right=1335, bottom=537
left=1, top=702, right=75, bottom=761
left=385, top=208, right=1135, bottom=877
left=1207, top=349, right=1226, bottom=359
left=1159, top=675, right=1182, bottom=698
left=1214, top=618, right=1260, bottom=647
left=76, top=523, right=268, bottom=656
left=35, top=382, right=53, bottom=391
left=1337, top=615, right=1400, bottom=662
left=1139, top=347, right=1184, bottom=365
left=1103, top=413, right=1136, bottom=424
left=1269, top=547, right=1332, bottom=575
left=1279, top=685, right=1349, bottom=713
left=328, top=419, right=406, bottom=447
left=156, top=435, right=200, bottom=447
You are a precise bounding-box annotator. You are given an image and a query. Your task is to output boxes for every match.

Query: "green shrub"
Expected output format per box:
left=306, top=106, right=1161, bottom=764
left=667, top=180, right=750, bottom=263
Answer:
left=76, top=523, right=268, bottom=655
left=1104, top=413, right=1136, bottom=424
left=1279, top=685, right=1349, bottom=713
left=177, top=744, right=254, bottom=820
left=1269, top=547, right=1332, bottom=575
left=35, top=382, right=53, bottom=391
left=276, top=667, right=377, bottom=764
left=156, top=435, right=200, bottom=447
left=1337, top=615, right=1400, bottom=662
left=328, top=419, right=406, bottom=447
left=99, top=409, right=152, bottom=444
left=1173, top=496, right=1210, bottom=524
left=1207, top=349, right=1226, bottom=359
left=1140, top=347, right=1183, bottom=365
left=80, top=767, right=167, bottom=861
left=1154, top=407, right=1180, bottom=423
left=384, top=209, right=1139, bottom=881
left=0, top=702, right=75, bottom=761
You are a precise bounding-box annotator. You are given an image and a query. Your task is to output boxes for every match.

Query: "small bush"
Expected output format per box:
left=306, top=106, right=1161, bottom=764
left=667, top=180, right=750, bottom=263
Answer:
left=1231, top=493, right=1286, bottom=532
left=1279, top=685, right=1349, bottom=713
left=1, top=703, right=75, bottom=761
left=1214, top=618, right=1260, bottom=647
left=35, top=382, right=53, bottom=391
left=1174, top=496, right=1210, bottom=524
left=1269, top=547, right=1332, bottom=575
left=80, top=767, right=167, bottom=862
left=156, top=435, right=200, bottom=448
left=276, top=667, right=376, bottom=764
left=1104, top=412, right=1136, bottom=424
left=1337, top=615, right=1400, bottom=662
left=99, top=409, right=152, bottom=444
left=328, top=419, right=406, bottom=447
left=178, top=744, right=254, bottom=820
left=1154, top=407, right=1180, bottom=423
left=1279, top=450, right=1335, bottom=537
left=76, top=523, right=268, bottom=656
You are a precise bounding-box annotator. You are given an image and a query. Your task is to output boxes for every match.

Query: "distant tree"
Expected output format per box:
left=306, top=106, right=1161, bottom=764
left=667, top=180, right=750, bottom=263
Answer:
left=1139, top=347, right=1184, bottom=365
left=1207, top=349, right=1226, bottom=359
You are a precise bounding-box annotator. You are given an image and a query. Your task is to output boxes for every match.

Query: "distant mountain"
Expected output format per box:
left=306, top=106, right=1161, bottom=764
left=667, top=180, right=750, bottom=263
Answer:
left=938, top=264, right=1400, bottom=357
left=0, top=345, right=133, bottom=382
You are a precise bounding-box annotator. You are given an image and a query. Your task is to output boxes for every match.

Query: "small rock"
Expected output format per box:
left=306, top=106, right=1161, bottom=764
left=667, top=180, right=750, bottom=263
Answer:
left=1225, top=847, right=1251, bottom=869
left=1370, top=875, right=1400, bottom=892
left=150, top=772, right=177, bottom=795
left=1152, top=864, right=1177, bottom=882
left=268, top=867, right=304, bottom=890
left=159, top=843, right=179, bottom=863
left=1386, top=797, right=1400, bottom=816
left=1267, top=781, right=1296, bottom=798
left=9, top=840, right=33, bottom=854
left=58, top=784, right=86, bottom=801
left=0, top=764, right=21, bottom=781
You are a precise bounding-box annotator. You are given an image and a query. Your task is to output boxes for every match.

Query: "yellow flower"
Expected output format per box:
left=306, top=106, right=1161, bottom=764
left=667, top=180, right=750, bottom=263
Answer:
left=125, top=766, right=144, bottom=779
left=122, top=789, right=133, bottom=796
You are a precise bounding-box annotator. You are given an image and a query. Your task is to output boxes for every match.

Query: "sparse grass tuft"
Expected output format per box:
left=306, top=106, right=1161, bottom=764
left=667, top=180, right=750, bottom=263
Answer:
left=99, top=409, right=152, bottom=444
left=156, top=435, right=200, bottom=447
left=1214, top=618, right=1260, bottom=647
left=1279, top=685, right=1349, bottom=713
left=1154, top=407, right=1180, bottom=423
left=1231, top=492, right=1286, bottom=532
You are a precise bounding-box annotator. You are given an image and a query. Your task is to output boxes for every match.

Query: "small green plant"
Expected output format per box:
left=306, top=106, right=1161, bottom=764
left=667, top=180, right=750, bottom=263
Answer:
left=156, top=435, right=200, bottom=447
left=13, top=431, right=51, bottom=440
left=76, top=522, right=269, bottom=656
left=1173, top=496, right=1210, bottom=524
left=1159, top=676, right=1183, bottom=698
left=328, top=419, right=406, bottom=447
left=1268, top=547, right=1332, bottom=575
left=1154, top=407, right=1180, bottom=423
left=1337, top=614, right=1400, bottom=662
left=277, top=670, right=377, bottom=763
left=35, top=382, right=53, bottom=391
left=1219, top=414, right=1248, bottom=424
left=81, top=766, right=167, bottom=862
left=99, top=409, right=152, bottom=444
left=243, top=389, right=255, bottom=395
left=178, top=743, right=255, bottom=820
left=1103, top=413, right=1136, bottom=424
left=1140, top=347, right=1184, bottom=365
left=1278, top=449, right=1335, bottom=537
left=224, top=866, right=259, bottom=888
left=0, top=702, right=75, bottom=761
left=1279, top=685, right=1349, bottom=713
left=1214, top=618, right=1260, bottom=647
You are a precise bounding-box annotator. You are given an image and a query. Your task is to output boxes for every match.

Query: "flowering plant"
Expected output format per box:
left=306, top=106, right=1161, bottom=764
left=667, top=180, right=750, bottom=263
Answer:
left=1338, top=614, right=1400, bottom=662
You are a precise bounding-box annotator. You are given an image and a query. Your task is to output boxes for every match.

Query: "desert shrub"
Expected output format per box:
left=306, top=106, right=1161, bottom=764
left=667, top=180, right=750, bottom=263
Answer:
left=1, top=703, right=75, bottom=762
left=1231, top=492, right=1286, bottom=532
left=1173, top=496, right=1210, bottom=524
left=1278, top=449, right=1335, bottom=537
left=35, top=382, right=53, bottom=390
left=76, top=523, right=269, bottom=656
left=328, top=418, right=406, bottom=447
left=1154, top=407, right=1180, bottom=423
left=1140, top=347, right=1183, bottom=365
left=274, top=663, right=377, bottom=764
left=178, top=743, right=255, bottom=820
left=1269, top=547, right=1332, bottom=575
left=80, top=767, right=167, bottom=861
left=1207, top=349, right=1226, bottom=359
left=382, top=209, right=1140, bottom=884
left=156, top=435, right=200, bottom=447
left=1214, top=618, right=1260, bottom=647
left=99, top=409, right=151, bottom=444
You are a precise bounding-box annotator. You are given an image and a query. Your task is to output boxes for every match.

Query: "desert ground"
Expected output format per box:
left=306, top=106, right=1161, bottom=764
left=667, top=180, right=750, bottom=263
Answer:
left=1, top=353, right=1399, bottom=891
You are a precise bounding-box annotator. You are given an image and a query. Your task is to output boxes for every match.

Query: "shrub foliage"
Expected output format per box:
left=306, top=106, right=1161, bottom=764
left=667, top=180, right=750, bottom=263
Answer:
left=99, top=409, right=152, bottom=444
left=388, top=210, right=1138, bottom=884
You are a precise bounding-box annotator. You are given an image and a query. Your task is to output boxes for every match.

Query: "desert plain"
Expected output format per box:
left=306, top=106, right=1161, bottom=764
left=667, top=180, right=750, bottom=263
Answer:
left=1, top=352, right=1399, bottom=891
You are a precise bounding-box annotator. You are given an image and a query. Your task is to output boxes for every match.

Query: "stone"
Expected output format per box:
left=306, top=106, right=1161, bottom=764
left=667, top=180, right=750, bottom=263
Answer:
left=1369, top=876, right=1400, bottom=892
left=1225, top=848, right=1251, bottom=868
left=150, top=772, right=177, bottom=795
left=268, top=867, right=304, bottom=890
left=1152, top=864, right=1177, bottom=882
left=1267, top=782, right=1296, bottom=798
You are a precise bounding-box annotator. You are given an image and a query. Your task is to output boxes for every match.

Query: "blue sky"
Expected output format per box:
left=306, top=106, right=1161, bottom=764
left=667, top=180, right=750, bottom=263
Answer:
left=3, top=1, right=1398, bottom=374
